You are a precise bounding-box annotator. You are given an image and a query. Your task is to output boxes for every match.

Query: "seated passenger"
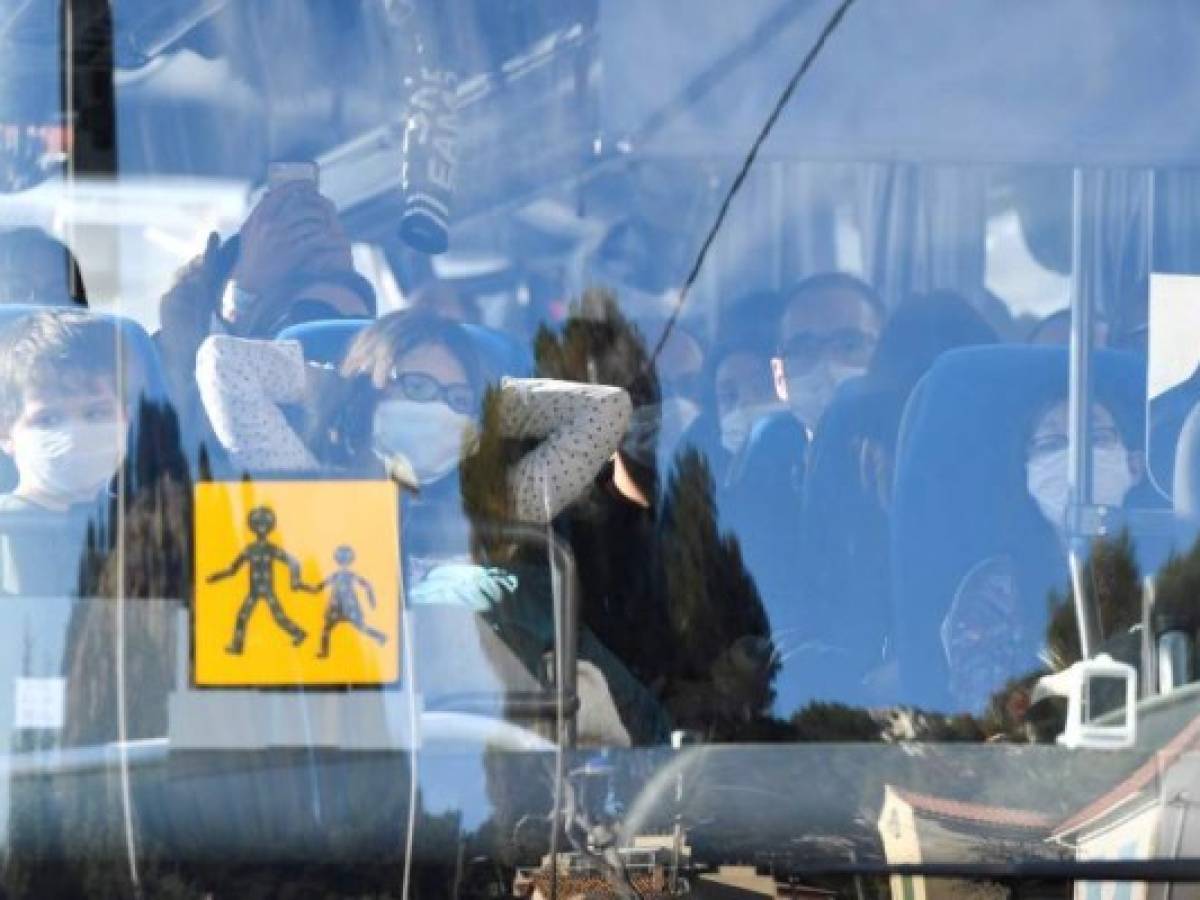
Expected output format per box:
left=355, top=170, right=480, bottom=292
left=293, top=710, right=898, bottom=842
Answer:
left=197, top=310, right=659, bottom=743
left=796, top=292, right=996, bottom=709
left=770, top=273, right=884, bottom=437
left=156, top=179, right=374, bottom=440
left=196, top=309, right=628, bottom=527
left=0, top=311, right=127, bottom=595
left=943, top=398, right=1142, bottom=712
left=711, top=323, right=785, bottom=468
left=0, top=228, right=88, bottom=307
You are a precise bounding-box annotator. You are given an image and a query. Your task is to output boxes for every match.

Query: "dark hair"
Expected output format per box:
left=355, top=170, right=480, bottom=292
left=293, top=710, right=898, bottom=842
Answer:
left=310, top=309, right=484, bottom=466
left=0, top=310, right=118, bottom=430
left=533, top=289, right=661, bottom=497
left=534, top=289, right=660, bottom=410
left=0, top=228, right=88, bottom=307
left=214, top=234, right=377, bottom=336
left=780, top=272, right=885, bottom=331
left=869, top=290, right=997, bottom=391
left=721, top=289, right=785, bottom=339
left=280, top=268, right=377, bottom=318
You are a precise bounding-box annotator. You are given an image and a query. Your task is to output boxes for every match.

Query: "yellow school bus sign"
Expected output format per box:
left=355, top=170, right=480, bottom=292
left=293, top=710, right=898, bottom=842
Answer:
left=193, top=480, right=402, bottom=687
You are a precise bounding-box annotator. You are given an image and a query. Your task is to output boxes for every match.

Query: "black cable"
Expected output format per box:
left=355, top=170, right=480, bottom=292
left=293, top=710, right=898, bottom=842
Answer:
left=649, top=0, right=858, bottom=364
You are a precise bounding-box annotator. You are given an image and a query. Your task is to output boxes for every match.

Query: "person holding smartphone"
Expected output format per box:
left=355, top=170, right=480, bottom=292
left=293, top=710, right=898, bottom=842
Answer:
left=155, top=165, right=376, bottom=447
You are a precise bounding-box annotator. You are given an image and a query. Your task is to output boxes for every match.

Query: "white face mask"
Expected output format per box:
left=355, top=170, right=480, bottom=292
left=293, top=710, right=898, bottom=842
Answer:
left=784, top=361, right=863, bottom=431
left=1026, top=445, right=1134, bottom=527
left=372, top=399, right=476, bottom=485
left=719, top=401, right=783, bottom=454
left=11, top=419, right=126, bottom=506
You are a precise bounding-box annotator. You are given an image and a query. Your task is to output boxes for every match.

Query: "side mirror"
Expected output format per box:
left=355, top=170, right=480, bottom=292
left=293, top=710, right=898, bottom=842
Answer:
left=1047, top=654, right=1138, bottom=750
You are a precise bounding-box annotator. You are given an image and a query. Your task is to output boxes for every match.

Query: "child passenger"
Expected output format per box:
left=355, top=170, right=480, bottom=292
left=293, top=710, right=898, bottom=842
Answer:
left=0, top=311, right=128, bottom=595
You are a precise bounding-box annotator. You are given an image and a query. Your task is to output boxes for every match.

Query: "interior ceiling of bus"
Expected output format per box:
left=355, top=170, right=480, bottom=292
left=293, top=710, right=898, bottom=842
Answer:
left=6, top=0, right=1200, bottom=284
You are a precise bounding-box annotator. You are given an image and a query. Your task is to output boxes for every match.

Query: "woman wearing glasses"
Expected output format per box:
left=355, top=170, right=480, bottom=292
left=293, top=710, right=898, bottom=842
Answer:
left=195, top=309, right=631, bottom=524
left=195, top=310, right=655, bottom=745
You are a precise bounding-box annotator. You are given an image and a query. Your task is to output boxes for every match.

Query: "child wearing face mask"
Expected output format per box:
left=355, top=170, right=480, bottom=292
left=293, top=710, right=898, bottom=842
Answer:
left=0, top=311, right=128, bottom=595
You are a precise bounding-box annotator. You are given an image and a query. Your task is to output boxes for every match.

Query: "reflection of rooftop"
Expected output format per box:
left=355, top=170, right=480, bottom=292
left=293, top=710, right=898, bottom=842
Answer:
left=1054, top=711, right=1200, bottom=838
left=892, top=787, right=1054, bottom=831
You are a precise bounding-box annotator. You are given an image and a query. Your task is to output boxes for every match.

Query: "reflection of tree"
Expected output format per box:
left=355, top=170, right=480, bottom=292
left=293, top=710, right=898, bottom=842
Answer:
left=528, top=289, right=780, bottom=741
left=4, top=400, right=194, bottom=897
left=1043, top=530, right=1142, bottom=672
left=659, top=448, right=778, bottom=741
left=765, top=532, right=1152, bottom=749
left=68, top=399, right=195, bottom=746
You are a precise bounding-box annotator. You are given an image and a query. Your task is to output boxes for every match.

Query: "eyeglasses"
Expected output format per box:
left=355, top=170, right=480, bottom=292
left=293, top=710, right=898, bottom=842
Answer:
left=389, top=370, right=476, bottom=415
left=777, top=329, right=875, bottom=373
left=1027, top=426, right=1123, bottom=458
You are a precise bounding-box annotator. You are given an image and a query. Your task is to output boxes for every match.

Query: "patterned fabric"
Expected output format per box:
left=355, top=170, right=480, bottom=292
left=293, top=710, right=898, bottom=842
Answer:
left=196, top=335, right=631, bottom=523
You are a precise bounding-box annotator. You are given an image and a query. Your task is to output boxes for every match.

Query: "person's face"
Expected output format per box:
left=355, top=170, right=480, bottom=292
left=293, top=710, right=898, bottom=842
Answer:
left=382, top=342, right=472, bottom=408
left=1025, top=401, right=1142, bottom=526
left=1027, top=402, right=1127, bottom=459
left=771, top=288, right=881, bottom=428
left=715, top=351, right=776, bottom=421
left=4, top=379, right=123, bottom=443
left=372, top=341, right=477, bottom=484
left=1, top=377, right=127, bottom=509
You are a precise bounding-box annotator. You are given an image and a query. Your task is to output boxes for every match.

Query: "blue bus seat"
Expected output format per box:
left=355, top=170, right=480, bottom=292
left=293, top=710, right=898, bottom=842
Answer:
left=277, top=318, right=534, bottom=381
left=890, top=345, right=1147, bottom=711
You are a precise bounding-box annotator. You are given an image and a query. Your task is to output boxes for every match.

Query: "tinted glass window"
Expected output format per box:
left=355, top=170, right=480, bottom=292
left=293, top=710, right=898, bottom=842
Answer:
left=4, top=1, right=1200, bottom=896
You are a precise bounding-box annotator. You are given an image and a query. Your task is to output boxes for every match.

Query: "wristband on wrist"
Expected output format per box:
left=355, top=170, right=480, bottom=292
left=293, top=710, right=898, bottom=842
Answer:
left=220, top=279, right=260, bottom=323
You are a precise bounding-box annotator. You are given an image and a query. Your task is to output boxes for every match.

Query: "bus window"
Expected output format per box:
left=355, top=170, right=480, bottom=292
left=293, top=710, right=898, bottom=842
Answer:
left=5, top=1, right=1200, bottom=896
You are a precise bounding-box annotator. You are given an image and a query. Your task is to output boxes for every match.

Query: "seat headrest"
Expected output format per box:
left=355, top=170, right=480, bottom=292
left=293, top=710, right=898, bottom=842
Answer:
left=275, top=318, right=372, bottom=366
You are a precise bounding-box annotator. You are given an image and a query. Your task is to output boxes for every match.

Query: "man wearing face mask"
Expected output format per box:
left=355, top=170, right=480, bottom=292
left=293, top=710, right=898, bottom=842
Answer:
left=771, top=273, right=885, bottom=437
left=0, top=311, right=128, bottom=596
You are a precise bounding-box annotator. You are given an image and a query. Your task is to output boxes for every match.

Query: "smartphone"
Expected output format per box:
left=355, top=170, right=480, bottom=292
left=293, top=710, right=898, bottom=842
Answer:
left=266, top=161, right=319, bottom=191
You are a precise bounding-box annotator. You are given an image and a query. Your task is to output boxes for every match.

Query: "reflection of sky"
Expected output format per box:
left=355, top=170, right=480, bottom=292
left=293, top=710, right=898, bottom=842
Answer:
left=1149, top=273, right=1200, bottom=399
left=985, top=210, right=1069, bottom=319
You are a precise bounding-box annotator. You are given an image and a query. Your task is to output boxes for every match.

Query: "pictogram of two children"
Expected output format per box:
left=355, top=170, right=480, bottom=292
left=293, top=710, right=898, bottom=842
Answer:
left=207, top=506, right=387, bottom=657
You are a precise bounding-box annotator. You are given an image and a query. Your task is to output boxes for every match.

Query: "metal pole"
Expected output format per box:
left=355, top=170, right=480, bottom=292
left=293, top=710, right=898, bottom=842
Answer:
left=1068, top=167, right=1100, bottom=660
